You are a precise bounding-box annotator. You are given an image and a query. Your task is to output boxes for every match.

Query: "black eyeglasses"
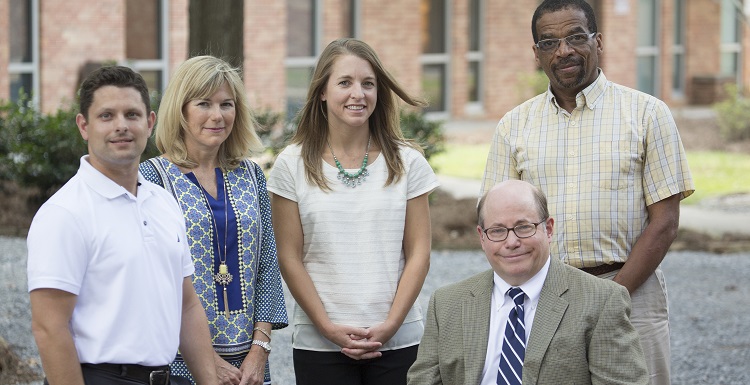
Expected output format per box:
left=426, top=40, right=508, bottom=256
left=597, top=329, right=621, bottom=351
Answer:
left=481, top=219, right=547, bottom=242
left=535, top=32, right=596, bottom=52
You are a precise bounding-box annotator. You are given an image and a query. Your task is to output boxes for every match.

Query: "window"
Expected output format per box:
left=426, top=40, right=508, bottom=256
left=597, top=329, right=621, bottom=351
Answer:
left=672, top=0, right=685, bottom=97
left=466, top=0, right=483, bottom=113
left=9, top=0, right=39, bottom=103
left=125, top=0, right=169, bottom=95
left=636, top=0, right=660, bottom=96
left=720, top=0, right=742, bottom=80
left=420, top=0, right=450, bottom=115
left=285, top=0, right=320, bottom=118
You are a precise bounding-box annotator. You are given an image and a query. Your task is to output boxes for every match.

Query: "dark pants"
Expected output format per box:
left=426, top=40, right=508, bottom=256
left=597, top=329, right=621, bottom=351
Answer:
left=293, top=345, right=418, bottom=385
left=43, top=364, right=183, bottom=385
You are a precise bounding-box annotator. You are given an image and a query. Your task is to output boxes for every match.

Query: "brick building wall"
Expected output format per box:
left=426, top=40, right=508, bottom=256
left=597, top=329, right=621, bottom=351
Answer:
left=483, top=0, right=538, bottom=119
left=450, top=0, right=469, bottom=116
left=2, top=0, right=749, bottom=119
left=168, top=0, right=189, bottom=76
left=685, top=0, right=721, bottom=102
left=360, top=0, right=422, bottom=98
left=245, top=0, right=286, bottom=112
left=596, top=0, right=637, bottom=88
left=39, top=0, right=126, bottom=112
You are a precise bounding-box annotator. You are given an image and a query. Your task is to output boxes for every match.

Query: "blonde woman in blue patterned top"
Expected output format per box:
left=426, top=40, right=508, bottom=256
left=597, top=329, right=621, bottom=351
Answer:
left=140, top=55, right=287, bottom=385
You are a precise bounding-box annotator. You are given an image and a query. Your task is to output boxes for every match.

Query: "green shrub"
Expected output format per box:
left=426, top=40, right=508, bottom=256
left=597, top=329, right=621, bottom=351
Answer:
left=713, top=84, right=750, bottom=141
left=0, top=92, right=162, bottom=200
left=399, top=109, right=445, bottom=162
left=0, top=93, right=84, bottom=199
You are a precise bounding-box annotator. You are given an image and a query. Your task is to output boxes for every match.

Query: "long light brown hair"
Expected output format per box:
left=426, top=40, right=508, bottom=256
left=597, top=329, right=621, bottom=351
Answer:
left=155, top=55, right=263, bottom=170
left=291, top=38, right=426, bottom=190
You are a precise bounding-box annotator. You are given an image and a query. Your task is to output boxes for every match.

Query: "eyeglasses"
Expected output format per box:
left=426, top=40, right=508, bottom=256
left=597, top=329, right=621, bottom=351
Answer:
left=481, top=219, right=547, bottom=242
left=535, top=32, right=596, bottom=52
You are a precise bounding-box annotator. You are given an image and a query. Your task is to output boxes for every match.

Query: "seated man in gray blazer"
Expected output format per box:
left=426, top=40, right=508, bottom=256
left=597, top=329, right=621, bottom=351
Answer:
left=408, top=180, right=648, bottom=385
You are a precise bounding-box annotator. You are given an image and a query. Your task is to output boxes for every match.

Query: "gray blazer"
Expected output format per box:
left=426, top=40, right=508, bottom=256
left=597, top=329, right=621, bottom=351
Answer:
left=407, top=257, right=648, bottom=385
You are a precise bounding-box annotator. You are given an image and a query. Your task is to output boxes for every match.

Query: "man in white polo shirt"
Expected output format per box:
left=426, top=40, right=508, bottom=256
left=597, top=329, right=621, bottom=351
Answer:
left=27, top=66, right=218, bottom=385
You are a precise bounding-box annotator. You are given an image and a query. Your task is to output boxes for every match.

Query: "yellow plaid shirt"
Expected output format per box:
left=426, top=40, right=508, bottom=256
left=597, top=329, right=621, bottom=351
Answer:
left=481, top=72, right=694, bottom=268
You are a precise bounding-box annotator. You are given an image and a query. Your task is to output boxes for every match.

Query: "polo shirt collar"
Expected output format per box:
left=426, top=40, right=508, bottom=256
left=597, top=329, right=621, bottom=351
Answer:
left=546, top=68, right=607, bottom=113
left=78, top=155, right=146, bottom=200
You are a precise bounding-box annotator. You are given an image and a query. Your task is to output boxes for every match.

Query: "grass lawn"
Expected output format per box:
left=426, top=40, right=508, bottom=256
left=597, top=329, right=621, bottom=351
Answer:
left=430, top=144, right=750, bottom=205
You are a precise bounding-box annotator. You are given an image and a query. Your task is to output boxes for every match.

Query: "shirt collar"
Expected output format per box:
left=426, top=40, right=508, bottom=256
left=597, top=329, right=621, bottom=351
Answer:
left=493, top=256, right=551, bottom=306
left=78, top=155, right=147, bottom=200
left=546, top=68, right=607, bottom=114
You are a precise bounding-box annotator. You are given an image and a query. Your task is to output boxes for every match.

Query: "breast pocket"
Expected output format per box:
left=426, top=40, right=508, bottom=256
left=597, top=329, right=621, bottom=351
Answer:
left=593, top=142, right=638, bottom=190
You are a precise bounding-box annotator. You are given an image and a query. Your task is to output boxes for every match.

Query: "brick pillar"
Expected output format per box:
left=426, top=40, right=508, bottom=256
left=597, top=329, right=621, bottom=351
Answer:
left=360, top=0, right=422, bottom=100
left=245, top=0, right=286, bottom=112
left=39, top=0, right=125, bottom=113
left=684, top=0, right=721, bottom=102
left=168, top=0, right=189, bottom=75
left=484, top=0, right=539, bottom=119
left=596, top=0, right=637, bottom=88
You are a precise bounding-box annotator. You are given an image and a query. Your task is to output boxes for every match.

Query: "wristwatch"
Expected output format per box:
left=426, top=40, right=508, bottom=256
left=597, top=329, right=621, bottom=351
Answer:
left=252, top=339, right=271, bottom=353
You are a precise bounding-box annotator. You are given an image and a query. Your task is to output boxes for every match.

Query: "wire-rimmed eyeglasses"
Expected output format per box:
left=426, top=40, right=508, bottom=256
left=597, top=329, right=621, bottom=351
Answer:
left=481, top=219, right=547, bottom=242
left=535, top=32, right=596, bottom=52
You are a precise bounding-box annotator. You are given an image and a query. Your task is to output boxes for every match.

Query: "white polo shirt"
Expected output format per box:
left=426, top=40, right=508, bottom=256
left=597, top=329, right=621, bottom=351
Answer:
left=27, top=156, right=194, bottom=366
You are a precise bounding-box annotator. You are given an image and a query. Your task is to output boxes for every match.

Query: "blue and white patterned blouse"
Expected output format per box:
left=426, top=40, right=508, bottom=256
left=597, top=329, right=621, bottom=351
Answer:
left=140, top=157, right=287, bottom=384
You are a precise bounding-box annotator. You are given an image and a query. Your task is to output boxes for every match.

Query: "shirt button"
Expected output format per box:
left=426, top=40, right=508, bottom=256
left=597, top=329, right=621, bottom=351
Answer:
left=143, top=221, right=148, bottom=226
left=568, top=151, right=575, bottom=157
left=567, top=215, right=575, bottom=221
left=570, top=121, right=577, bottom=126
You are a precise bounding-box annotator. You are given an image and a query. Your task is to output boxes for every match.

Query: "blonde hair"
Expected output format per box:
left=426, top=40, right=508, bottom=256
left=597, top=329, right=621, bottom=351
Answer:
left=155, top=55, right=263, bottom=170
left=292, top=38, right=426, bottom=190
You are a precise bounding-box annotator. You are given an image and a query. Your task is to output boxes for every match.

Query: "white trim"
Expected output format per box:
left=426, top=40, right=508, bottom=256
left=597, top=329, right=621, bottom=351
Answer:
left=352, top=0, right=361, bottom=38
left=635, top=0, right=661, bottom=97
left=161, top=0, right=170, bottom=86
left=123, top=0, right=169, bottom=92
left=465, top=0, right=484, bottom=112
left=420, top=0, right=451, bottom=116
left=8, top=0, right=40, bottom=104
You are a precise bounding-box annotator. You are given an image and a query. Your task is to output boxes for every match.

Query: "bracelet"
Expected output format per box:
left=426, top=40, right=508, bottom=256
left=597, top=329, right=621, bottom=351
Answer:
left=253, top=327, right=272, bottom=341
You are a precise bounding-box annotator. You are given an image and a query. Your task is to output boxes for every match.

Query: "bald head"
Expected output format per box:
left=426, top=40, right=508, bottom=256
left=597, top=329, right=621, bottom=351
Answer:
left=477, top=180, right=550, bottom=228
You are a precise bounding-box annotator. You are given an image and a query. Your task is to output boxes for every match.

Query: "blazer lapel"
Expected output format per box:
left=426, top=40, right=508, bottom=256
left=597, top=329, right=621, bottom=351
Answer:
left=523, top=258, right=569, bottom=384
left=463, top=270, right=494, bottom=385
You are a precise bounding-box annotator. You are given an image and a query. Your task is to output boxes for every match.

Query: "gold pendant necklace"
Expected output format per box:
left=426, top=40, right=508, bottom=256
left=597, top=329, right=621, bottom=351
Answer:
left=196, top=170, right=232, bottom=318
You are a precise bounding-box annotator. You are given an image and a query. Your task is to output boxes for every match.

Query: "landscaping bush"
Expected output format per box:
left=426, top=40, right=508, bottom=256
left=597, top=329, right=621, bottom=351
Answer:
left=0, top=93, right=84, bottom=199
left=0, top=92, right=161, bottom=200
left=399, top=109, right=445, bottom=162
left=713, top=84, right=750, bottom=141
left=0, top=91, right=445, bottom=200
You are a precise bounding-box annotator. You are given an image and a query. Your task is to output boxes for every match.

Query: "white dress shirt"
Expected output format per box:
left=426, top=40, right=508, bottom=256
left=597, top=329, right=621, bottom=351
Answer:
left=480, top=256, right=551, bottom=385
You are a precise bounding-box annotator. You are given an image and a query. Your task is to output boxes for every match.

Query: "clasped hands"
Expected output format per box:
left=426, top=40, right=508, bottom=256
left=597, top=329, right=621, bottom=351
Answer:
left=325, top=321, right=397, bottom=360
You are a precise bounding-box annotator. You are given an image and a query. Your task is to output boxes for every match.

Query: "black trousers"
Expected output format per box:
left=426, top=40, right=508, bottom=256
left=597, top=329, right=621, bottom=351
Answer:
left=43, top=364, right=188, bottom=385
left=293, top=345, right=419, bottom=385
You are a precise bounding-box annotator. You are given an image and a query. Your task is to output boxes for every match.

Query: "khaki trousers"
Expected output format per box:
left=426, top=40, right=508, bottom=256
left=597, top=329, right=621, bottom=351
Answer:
left=600, top=267, right=671, bottom=385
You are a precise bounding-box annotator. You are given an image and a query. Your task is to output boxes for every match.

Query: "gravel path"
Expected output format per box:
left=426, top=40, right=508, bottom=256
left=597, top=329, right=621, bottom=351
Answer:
left=2, top=236, right=749, bottom=385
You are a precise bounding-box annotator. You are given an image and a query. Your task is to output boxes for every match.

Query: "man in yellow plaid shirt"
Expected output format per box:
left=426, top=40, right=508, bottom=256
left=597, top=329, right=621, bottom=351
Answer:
left=481, top=1, right=694, bottom=384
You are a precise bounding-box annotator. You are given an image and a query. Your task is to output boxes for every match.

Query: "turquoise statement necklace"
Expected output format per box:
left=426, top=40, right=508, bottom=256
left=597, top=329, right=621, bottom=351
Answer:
left=327, top=136, right=371, bottom=188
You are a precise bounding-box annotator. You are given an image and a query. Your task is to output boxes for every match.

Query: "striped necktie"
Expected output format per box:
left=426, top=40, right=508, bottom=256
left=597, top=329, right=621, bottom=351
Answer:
left=497, top=287, right=526, bottom=385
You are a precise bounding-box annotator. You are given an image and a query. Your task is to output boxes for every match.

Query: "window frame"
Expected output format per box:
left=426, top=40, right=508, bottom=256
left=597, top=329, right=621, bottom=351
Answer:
left=122, top=0, right=169, bottom=95
left=8, top=0, right=40, bottom=104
